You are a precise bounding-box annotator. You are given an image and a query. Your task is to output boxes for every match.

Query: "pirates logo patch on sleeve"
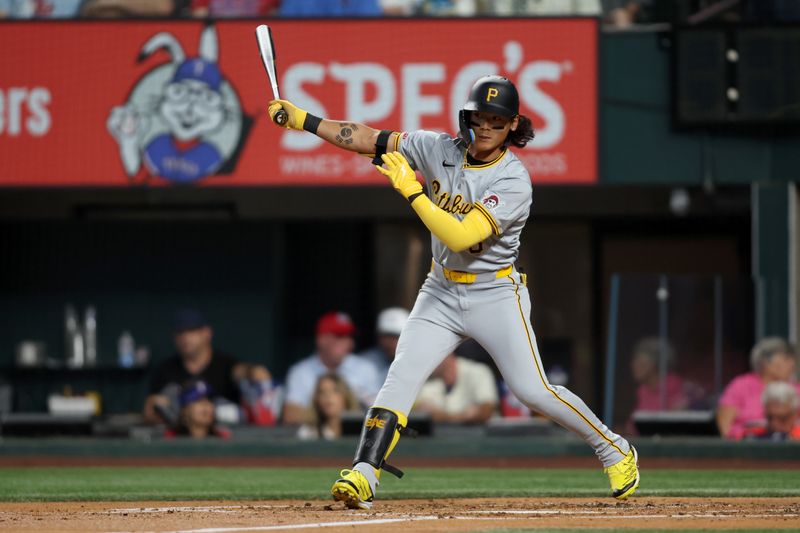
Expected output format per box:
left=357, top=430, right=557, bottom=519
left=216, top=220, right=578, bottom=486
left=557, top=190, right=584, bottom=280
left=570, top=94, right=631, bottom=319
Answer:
left=482, top=194, right=500, bottom=210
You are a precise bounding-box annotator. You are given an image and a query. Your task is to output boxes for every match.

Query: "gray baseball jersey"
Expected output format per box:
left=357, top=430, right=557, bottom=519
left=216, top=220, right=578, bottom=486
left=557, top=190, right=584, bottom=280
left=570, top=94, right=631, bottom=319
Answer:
left=397, top=130, right=530, bottom=273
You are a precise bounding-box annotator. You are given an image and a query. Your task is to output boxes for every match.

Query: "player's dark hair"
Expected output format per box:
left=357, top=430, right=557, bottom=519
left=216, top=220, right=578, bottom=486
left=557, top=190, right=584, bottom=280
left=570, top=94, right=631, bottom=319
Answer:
left=507, top=114, right=535, bottom=148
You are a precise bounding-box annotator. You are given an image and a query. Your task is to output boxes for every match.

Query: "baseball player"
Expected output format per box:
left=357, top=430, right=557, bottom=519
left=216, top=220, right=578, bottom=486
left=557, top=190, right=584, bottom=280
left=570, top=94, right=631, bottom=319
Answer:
left=268, top=75, right=640, bottom=509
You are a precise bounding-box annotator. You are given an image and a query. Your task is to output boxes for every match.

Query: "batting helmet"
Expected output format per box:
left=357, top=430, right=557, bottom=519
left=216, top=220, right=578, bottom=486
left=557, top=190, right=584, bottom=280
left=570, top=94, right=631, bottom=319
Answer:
left=459, top=75, right=520, bottom=144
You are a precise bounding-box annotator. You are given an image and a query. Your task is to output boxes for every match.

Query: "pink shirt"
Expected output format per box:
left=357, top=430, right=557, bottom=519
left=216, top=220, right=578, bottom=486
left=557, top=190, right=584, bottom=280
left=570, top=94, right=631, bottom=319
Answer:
left=636, top=373, right=688, bottom=411
left=718, top=372, right=800, bottom=439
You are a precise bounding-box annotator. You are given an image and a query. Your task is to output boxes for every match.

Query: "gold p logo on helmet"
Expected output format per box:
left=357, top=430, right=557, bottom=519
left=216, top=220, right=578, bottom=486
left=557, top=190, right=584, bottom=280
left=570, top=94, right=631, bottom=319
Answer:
left=486, top=87, right=499, bottom=102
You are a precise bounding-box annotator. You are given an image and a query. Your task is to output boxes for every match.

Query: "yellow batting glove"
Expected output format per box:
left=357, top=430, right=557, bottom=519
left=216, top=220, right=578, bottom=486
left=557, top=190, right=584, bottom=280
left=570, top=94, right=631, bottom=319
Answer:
left=268, top=99, right=307, bottom=131
left=375, top=152, right=423, bottom=200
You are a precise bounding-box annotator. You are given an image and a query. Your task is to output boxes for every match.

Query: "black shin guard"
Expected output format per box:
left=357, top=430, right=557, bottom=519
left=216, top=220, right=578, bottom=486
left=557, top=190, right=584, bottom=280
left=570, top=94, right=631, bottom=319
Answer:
left=353, top=407, right=405, bottom=478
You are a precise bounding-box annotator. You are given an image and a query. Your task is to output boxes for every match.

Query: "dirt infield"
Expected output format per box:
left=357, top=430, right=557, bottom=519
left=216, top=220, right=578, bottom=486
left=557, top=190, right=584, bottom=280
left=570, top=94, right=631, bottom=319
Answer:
left=1, top=497, right=798, bottom=532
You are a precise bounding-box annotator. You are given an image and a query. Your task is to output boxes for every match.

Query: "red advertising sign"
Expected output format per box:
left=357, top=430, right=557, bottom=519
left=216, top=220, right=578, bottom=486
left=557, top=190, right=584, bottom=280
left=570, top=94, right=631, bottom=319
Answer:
left=0, top=19, right=597, bottom=186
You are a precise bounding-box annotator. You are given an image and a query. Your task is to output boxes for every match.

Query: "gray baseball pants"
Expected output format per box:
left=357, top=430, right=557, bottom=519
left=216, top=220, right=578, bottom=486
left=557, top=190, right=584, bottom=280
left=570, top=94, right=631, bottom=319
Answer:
left=374, top=267, right=630, bottom=467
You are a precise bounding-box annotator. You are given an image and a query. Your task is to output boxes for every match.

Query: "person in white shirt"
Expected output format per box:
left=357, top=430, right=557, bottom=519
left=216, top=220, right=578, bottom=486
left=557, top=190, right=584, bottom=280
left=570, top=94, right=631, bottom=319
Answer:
left=360, top=307, right=410, bottom=383
left=282, top=311, right=381, bottom=425
left=413, top=353, right=498, bottom=424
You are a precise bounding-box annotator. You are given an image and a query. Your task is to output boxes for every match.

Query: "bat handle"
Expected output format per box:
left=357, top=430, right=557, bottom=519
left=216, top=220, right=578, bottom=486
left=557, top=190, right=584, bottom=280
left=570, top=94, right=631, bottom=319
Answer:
left=274, top=109, right=288, bottom=126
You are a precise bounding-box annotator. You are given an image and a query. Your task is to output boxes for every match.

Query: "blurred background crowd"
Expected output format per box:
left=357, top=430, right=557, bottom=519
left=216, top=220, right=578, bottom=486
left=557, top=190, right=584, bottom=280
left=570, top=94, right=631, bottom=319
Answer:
left=141, top=305, right=799, bottom=441
left=1, top=0, right=797, bottom=24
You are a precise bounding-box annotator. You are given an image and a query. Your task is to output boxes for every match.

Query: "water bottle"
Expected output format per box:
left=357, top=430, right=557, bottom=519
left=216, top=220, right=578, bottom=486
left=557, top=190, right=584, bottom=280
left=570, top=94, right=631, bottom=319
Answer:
left=70, top=331, right=85, bottom=369
left=83, top=306, right=97, bottom=367
left=118, top=331, right=135, bottom=368
left=64, top=304, right=84, bottom=368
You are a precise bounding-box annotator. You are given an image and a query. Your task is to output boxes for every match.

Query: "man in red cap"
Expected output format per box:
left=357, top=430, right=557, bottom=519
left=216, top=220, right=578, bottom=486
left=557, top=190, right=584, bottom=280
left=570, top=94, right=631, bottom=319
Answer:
left=282, top=311, right=381, bottom=425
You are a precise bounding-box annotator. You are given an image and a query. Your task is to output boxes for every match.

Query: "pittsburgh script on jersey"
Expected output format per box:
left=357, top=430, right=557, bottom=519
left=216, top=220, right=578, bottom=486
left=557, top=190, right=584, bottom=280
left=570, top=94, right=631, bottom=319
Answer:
left=431, top=180, right=473, bottom=215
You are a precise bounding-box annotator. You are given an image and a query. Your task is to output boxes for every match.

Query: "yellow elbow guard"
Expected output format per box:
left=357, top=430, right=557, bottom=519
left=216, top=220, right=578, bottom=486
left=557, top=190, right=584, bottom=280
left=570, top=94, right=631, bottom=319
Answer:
left=410, top=196, right=494, bottom=252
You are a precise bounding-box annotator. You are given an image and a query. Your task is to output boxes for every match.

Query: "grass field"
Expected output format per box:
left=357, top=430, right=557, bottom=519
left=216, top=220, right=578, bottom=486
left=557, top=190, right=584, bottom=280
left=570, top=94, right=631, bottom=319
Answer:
left=2, top=466, right=799, bottom=501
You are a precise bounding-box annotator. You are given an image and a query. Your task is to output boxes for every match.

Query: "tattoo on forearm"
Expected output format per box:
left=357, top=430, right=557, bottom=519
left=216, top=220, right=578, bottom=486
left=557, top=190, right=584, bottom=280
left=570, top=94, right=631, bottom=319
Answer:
left=335, top=122, right=358, bottom=145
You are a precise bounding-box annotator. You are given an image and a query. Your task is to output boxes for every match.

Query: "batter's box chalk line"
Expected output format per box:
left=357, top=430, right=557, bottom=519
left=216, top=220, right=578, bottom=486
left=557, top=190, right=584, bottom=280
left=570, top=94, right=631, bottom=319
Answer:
left=103, top=508, right=800, bottom=533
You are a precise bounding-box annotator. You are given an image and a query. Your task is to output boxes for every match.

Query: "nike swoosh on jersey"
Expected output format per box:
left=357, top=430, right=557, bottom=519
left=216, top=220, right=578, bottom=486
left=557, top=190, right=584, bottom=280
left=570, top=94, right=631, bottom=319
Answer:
left=442, top=161, right=455, bottom=167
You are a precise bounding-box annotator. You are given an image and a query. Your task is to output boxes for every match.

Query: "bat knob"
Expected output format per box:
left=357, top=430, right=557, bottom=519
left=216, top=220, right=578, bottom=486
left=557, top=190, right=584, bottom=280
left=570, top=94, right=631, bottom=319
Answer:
left=274, top=110, right=288, bottom=126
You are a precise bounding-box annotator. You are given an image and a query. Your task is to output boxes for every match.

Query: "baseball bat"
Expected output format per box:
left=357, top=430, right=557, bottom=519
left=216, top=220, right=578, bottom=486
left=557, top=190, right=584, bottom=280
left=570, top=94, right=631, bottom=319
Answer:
left=255, top=24, right=288, bottom=126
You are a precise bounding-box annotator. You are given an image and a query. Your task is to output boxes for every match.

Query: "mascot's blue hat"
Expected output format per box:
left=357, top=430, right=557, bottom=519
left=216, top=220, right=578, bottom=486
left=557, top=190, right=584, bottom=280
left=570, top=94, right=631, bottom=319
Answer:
left=172, top=58, right=222, bottom=91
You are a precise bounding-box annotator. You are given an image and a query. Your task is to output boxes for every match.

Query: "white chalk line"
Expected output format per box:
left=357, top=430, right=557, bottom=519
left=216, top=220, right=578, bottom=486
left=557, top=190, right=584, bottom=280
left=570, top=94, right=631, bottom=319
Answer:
left=461, top=510, right=800, bottom=519
left=106, top=516, right=445, bottom=533
left=389, top=488, right=800, bottom=496
left=462, top=509, right=800, bottom=518
left=102, top=505, right=800, bottom=533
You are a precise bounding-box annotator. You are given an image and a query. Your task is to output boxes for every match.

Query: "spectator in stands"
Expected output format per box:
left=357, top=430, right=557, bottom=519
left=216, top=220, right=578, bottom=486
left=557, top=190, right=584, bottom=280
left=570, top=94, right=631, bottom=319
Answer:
left=762, top=382, right=800, bottom=440
left=486, top=0, right=600, bottom=17
left=282, top=311, right=382, bottom=425
left=239, top=374, right=283, bottom=427
left=380, top=0, right=422, bottom=16
left=143, top=309, right=274, bottom=429
left=419, top=0, right=475, bottom=16
left=629, top=337, right=689, bottom=412
left=604, top=0, right=644, bottom=27
left=80, top=0, right=177, bottom=17
left=184, top=0, right=279, bottom=18
left=170, top=379, right=233, bottom=439
left=0, top=0, right=84, bottom=17
left=413, top=352, right=498, bottom=424
left=359, top=307, right=409, bottom=383
left=717, top=337, right=800, bottom=440
left=279, top=0, right=381, bottom=16
left=626, top=337, right=711, bottom=435
left=744, top=381, right=800, bottom=441
left=297, top=373, right=361, bottom=440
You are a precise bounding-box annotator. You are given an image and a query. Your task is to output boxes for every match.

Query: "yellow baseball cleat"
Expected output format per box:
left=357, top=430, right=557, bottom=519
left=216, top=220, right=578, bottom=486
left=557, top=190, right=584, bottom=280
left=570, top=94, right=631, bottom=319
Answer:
left=605, top=447, right=640, bottom=500
left=331, top=469, right=374, bottom=510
